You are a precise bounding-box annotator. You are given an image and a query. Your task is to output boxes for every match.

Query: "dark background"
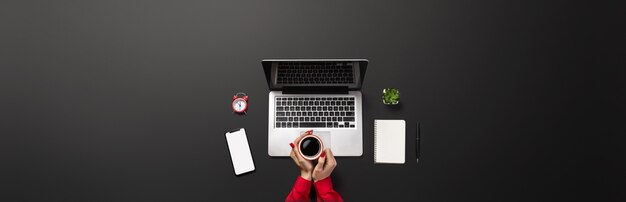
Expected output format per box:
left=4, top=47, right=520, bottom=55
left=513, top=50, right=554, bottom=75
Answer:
left=1, top=0, right=624, bottom=201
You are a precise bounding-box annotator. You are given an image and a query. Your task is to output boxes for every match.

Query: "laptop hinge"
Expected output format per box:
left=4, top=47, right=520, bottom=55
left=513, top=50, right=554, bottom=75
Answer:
left=282, top=86, right=349, bottom=94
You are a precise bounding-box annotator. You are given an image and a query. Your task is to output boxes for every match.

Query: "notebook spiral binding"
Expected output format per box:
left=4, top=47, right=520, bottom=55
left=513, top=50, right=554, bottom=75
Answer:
left=374, top=121, right=378, bottom=163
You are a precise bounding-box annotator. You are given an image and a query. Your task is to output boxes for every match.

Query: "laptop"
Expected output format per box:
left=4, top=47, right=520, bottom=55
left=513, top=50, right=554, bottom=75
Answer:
left=263, top=59, right=368, bottom=157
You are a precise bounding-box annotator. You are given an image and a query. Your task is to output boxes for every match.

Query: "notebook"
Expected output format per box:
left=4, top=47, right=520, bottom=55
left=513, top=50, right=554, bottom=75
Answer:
left=374, top=120, right=406, bottom=164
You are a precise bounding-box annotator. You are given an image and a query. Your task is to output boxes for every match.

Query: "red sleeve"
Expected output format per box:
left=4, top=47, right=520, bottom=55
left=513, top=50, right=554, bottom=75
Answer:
left=285, top=176, right=312, bottom=202
left=314, top=177, right=344, bottom=202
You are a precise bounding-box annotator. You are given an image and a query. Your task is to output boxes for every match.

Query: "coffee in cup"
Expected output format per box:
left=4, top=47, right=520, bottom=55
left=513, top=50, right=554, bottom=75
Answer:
left=298, top=134, right=324, bottom=160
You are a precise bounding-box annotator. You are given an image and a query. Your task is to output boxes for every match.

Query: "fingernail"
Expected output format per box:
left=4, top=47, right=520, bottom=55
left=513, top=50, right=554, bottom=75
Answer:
left=320, top=151, right=326, bottom=157
left=289, top=143, right=294, bottom=148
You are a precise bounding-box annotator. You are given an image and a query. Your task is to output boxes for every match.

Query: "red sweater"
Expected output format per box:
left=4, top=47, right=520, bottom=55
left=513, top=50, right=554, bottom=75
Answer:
left=285, top=176, right=344, bottom=202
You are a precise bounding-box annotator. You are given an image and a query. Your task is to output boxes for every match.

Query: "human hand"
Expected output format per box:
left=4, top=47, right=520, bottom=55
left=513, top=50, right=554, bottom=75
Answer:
left=289, top=132, right=314, bottom=180
left=312, top=148, right=337, bottom=182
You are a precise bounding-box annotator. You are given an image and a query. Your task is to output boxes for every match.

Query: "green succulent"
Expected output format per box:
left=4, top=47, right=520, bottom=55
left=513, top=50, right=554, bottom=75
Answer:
left=382, top=88, right=400, bottom=105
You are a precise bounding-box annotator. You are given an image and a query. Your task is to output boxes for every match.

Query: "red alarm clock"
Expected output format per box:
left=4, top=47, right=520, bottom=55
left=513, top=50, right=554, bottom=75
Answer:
left=232, top=92, right=248, bottom=114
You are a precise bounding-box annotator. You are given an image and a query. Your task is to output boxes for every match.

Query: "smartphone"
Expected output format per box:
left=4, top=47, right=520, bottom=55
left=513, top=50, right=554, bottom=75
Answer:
left=225, top=128, right=255, bottom=175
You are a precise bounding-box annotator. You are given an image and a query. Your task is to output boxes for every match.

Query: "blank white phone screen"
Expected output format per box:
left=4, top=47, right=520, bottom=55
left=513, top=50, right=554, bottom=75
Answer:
left=225, top=128, right=255, bottom=175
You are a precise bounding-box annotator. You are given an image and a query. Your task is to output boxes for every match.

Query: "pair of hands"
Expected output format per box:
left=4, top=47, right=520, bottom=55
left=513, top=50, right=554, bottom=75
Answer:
left=289, top=132, right=337, bottom=182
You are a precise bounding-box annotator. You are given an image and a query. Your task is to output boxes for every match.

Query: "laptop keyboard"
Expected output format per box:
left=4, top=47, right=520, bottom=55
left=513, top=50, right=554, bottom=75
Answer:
left=276, top=62, right=354, bottom=84
left=275, top=96, right=356, bottom=128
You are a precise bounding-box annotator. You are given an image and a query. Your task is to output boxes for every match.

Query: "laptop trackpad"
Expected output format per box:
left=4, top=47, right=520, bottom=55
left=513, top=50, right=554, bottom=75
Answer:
left=302, top=130, right=331, bottom=150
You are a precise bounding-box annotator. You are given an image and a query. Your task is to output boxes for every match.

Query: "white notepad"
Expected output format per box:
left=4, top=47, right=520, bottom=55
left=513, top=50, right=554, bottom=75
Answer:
left=374, top=120, right=406, bottom=164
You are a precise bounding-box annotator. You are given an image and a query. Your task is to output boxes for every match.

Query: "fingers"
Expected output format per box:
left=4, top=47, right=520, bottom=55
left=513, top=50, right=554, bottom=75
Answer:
left=291, top=136, right=304, bottom=154
left=325, top=149, right=337, bottom=169
left=293, top=130, right=313, bottom=145
left=289, top=142, right=297, bottom=160
left=293, top=135, right=302, bottom=144
left=290, top=149, right=303, bottom=162
left=291, top=145, right=308, bottom=164
left=291, top=137, right=303, bottom=155
left=291, top=131, right=311, bottom=155
left=314, top=151, right=326, bottom=171
left=290, top=149, right=298, bottom=164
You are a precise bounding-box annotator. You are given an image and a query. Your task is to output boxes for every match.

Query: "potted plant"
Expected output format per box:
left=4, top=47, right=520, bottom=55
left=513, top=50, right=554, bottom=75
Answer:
left=382, top=88, right=400, bottom=105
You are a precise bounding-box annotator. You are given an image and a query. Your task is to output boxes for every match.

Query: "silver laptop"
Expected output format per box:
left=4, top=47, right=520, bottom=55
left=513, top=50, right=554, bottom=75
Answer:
left=264, top=59, right=368, bottom=157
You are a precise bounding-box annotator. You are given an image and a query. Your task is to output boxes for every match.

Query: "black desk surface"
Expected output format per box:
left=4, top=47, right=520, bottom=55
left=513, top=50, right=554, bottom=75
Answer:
left=1, top=0, right=624, bottom=201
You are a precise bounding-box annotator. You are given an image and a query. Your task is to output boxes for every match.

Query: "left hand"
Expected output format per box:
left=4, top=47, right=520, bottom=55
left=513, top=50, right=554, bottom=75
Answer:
left=289, top=132, right=314, bottom=180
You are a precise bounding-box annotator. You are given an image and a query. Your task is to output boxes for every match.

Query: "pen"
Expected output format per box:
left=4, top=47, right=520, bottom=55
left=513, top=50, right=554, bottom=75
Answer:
left=416, top=122, right=420, bottom=164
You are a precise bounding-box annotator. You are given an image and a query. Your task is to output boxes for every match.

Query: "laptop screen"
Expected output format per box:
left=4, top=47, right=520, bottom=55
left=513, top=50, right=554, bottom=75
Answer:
left=262, top=59, right=368, bottom=91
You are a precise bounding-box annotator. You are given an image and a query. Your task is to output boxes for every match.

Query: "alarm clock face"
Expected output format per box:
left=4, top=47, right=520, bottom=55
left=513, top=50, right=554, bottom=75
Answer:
left=232, top=99, right=247, bottom=112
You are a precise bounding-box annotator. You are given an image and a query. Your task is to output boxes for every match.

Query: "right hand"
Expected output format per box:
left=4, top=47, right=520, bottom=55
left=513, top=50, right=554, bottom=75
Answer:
left=312, top=148, right=337, bottom=182
left=289, top=133, right=314, bottom=180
